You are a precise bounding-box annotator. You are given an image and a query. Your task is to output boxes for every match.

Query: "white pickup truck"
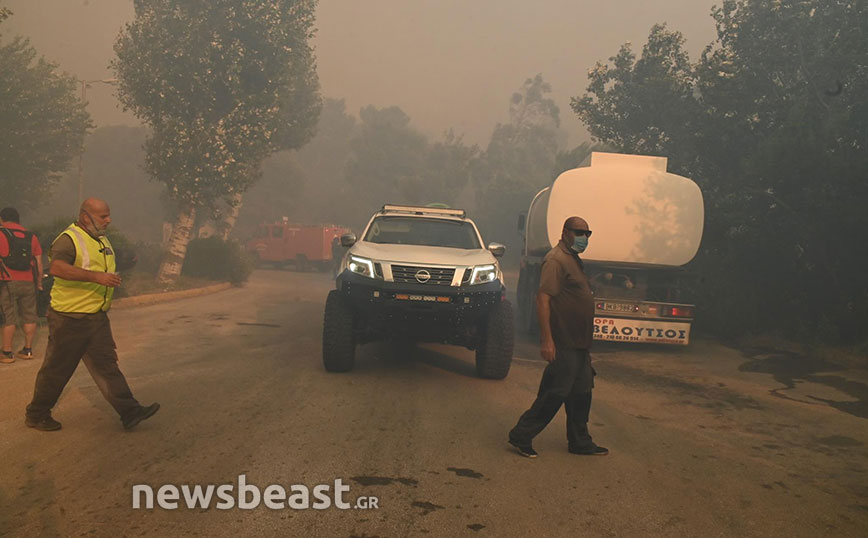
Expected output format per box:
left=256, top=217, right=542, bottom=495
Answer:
left=322, top=204, right=514, bottom=378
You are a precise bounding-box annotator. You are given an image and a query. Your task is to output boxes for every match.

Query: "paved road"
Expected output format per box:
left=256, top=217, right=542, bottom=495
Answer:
left=1, top=269, right=866, bottom=537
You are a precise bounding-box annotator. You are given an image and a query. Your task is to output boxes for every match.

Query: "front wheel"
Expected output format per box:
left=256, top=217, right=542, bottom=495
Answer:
left=475, top=300, right=514, bottom=379
left=322, top=290, right=356, bottom=372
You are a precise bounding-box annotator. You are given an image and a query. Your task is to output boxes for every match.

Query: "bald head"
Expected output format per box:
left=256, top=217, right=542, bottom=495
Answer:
left=81, top=197, right=109, bottom=215
left=563, top=216, right=589, bottom=232
left=78, top=197, right=112, bottom=237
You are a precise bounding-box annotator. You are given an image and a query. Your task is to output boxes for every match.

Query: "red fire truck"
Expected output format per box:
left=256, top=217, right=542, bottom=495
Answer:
left=246, top=220, right=350, bottom=271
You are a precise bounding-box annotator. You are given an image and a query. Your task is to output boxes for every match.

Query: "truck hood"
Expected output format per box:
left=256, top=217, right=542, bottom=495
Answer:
left=349, top=241, right=498, bottom=267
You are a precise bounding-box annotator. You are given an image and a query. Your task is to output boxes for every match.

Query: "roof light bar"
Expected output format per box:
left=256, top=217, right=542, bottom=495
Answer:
left=380, top=204, right=466, bottom=218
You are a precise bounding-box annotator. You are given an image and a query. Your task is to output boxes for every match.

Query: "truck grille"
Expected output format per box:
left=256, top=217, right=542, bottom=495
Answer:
left=391, top=265, right=455, bottom=286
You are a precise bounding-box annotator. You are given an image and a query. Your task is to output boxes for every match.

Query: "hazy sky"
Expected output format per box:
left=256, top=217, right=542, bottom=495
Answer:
left=4, top=0, right=720, bottom=145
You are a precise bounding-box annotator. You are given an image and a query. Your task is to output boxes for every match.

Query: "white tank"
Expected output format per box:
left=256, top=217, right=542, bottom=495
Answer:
left=526, top=152, right=704, bottom=266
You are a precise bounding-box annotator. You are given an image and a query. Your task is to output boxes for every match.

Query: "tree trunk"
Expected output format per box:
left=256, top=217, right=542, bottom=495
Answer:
left=217, top=192, right=243, bottom=241
left=156, top=203, right=196, bottom=284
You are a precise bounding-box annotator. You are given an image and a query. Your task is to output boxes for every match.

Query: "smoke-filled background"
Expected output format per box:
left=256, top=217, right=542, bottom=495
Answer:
left=2, top=0, right=867, bottom=351
left=3, top=0, right=717, bottom=236
left=3, top=1, right=716, bottom=143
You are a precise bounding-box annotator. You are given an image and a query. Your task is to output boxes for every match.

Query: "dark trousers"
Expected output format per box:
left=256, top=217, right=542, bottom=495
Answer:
left=26, top=309, right=140, bottom=421
left=510, top=347, right=595, bottom=450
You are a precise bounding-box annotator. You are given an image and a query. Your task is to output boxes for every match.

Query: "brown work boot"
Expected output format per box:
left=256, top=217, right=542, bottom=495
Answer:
left=122, top=403, right=161, bottom=430
left=568, top=443, right=609, bottom=456
left=25, top=416, right=62, bottom=431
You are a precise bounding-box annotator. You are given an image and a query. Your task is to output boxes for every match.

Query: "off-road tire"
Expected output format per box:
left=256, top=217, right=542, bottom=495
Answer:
left=322, top=290, right=356, bottom=372
left=475, top=300, right=514, bottom=379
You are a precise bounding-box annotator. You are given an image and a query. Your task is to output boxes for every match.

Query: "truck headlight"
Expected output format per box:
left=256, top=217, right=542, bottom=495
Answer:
left=348, top=255, right=376, bottom=278
left=470, top=264, right=497, bottom=285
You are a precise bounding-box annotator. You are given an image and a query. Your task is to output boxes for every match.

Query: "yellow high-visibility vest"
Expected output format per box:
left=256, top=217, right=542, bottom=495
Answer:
left=50, top=223, right=116, bottom=313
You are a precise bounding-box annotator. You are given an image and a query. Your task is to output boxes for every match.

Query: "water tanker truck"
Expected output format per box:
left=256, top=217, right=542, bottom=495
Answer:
left=516, top=152, right=704, bottom=345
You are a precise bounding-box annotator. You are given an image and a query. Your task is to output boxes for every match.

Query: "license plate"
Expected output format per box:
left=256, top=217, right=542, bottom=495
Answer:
left=602, top=303, right=635, bottom=313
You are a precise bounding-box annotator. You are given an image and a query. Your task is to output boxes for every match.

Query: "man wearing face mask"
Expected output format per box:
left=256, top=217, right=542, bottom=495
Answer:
left=25, top=198, right=159, bottom=431
left=508, top=216, right=607, bottom=458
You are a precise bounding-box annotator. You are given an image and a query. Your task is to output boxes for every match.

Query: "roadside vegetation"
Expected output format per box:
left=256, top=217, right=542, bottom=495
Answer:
left=572, top=1, right=868, bottom=353
left=30, top=218, right=251, bottom=297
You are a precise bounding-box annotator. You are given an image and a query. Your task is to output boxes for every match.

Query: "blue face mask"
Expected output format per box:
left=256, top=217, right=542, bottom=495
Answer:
left=571, top=235, right=588, bottom=253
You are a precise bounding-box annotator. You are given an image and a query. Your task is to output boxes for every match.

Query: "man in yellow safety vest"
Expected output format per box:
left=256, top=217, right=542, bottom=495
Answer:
left=25, top=198, right=159, bottom=431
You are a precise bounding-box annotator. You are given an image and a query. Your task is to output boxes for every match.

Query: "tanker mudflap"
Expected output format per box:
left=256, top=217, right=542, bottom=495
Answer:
left=593, top=317, right=690, bottom=345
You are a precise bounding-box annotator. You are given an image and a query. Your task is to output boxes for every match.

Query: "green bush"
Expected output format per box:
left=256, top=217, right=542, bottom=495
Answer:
left=131, top=241, right=163, bottom=275
left=181, top=237, right=253, bottom=285
left=104, top=229, right=139, bottom=273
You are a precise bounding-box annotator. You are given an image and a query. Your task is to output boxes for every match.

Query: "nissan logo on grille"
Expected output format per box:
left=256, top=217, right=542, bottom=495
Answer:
left=391, top=265, right=455, bottom=286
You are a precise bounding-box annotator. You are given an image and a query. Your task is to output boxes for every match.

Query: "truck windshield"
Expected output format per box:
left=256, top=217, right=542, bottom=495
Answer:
left=364, top=216, right=481, bottom=249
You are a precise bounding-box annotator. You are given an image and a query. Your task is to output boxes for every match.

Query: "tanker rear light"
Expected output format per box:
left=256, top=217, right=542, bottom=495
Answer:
left=594, top=301, right=693, bottom=318
left=664, top=306, right=694, bottom=318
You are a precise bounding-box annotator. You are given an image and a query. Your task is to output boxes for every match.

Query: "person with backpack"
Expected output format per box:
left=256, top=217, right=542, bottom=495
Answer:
left=0, top=207, right=43, bottom=364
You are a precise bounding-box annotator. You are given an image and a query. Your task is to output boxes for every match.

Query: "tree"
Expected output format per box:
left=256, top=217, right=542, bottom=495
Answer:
left=341, top=105, right=429, bottom=226
left=339, top=106, right=432, bottom=227
left=32, top=126, right=166, bottom=243
left=320, top=105, right=481, bottom=231
left=554, top=141, right=604, bottom=177
left=0, top=7, right=91, bottom=210
left=278, top=97, right=358, bottom=226
left=475, top=75, right=563, bottom=260
left=571, top=24, right=701, bottom=176
left=419, top=130, right=480, bottom=208
left=694, top=0, right=868, bottom=340
left=235, top=99, right=479, bottom=235
left=113, top=0, right=320, bottom=283
left=571, top=2, right=868, bottom=342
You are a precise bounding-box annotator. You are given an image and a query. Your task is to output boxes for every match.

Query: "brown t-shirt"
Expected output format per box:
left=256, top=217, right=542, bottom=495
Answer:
left=539, top=240, right=595, bottom=349
left=49, top=234, right=77, bottom=265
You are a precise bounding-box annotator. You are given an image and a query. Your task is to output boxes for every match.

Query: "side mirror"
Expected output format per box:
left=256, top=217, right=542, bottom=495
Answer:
left=488, top=242, right=506, bottom=258
left=517, top=212, right=527, bottom=235
left=340, top=233, right=357, bottom=248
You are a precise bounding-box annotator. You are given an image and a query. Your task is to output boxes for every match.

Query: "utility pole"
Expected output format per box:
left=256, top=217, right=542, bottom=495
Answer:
left=77, top=78, right=119, bottom=207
